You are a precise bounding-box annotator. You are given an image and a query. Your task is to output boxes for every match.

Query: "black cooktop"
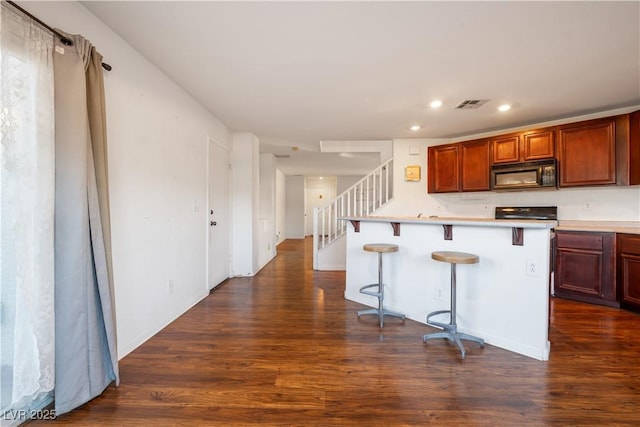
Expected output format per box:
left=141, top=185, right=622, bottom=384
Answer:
left=495, top=206, right=557, bottom=220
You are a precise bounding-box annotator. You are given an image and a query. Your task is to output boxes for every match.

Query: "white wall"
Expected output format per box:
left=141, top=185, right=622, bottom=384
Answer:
left=258, top=153, right=277, bottom=269
left=231, top=133, right=260, bottom=276
left=337, top=175, right=364, bottom=195
left=319, top=139, right=393, bottom=163
left=23, top=1, right=231, bottom=359
left=285, top=176, right=305, bottom=239
left=275, top=169, right=286, bottom=245
left=378, top=109, right=640, bottom=222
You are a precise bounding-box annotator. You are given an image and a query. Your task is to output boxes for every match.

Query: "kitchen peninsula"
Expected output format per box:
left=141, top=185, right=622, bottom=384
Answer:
left=342, top=215, right=556, bottom=360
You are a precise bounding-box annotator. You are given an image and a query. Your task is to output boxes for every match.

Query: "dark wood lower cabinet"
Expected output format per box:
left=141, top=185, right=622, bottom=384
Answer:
left=554, top=231, right=618, bottom=307
left=617, top=233, right=640, bottom=313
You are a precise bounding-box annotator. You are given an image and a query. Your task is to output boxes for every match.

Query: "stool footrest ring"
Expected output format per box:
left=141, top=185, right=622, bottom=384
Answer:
left=426, top=309, right=452, bottom=328
left=359, top=283, right=382, bottom=298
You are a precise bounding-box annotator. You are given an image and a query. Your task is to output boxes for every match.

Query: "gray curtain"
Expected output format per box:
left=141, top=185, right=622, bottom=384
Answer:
left=53, top=31, right=119, bottom=415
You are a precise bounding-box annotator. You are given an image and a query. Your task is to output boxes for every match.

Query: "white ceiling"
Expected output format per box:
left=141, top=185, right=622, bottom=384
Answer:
left=82, top=1, right=640, bottom=176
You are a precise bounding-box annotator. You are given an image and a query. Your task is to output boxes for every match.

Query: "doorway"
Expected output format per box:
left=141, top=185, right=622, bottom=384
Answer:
left=207, top=136, right=230, bottom=289
left=304, top=177, right=336, bottom=236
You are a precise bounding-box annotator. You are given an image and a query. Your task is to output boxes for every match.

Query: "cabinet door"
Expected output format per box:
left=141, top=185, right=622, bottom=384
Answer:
left=625, top=110, right=640, bottom=185
left=428, top=144, right=459, bottom=193
left=555, top=231, right=617, bottom=307
left=557, top=118, right=616, bottom=187
left=522, top=128, right=555, bottom=161
left=556, top=248, right=604, bottom=297
left=460, top=139, right=490, bottom=192
left=491, top=134, right=520, bottom=164
left=618, top=234, right=640, bottom=312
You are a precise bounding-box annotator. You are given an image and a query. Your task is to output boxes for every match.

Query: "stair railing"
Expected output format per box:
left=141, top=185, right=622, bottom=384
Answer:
left=313, top=158, right=393, bottom=268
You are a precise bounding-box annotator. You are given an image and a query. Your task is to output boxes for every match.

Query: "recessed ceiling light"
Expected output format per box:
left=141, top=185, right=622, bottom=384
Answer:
left=498, top=104, right=512, bottom=112
left=430, top=100, right=443, bottom=108
left=410, top=125, right=421, bottom=131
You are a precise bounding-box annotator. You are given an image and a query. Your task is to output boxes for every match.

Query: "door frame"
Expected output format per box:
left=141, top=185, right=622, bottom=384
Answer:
left=304, top=176, right=337, bottom=236
left=206, top=135, right=231, bottom=290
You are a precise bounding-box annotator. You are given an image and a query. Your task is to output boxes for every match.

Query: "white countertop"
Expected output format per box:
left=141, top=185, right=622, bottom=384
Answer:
left=555, top=220, right=640, bottom=235
left=340, top=216, right=640, bottom=233
left=339, top=215, right=557, bottom=229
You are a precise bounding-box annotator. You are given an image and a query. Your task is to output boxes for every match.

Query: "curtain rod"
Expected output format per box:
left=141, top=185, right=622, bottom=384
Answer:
left=6, top=1, right=112, bottom=71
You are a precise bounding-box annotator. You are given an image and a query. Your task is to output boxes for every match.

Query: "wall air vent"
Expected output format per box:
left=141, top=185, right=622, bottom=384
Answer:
left=274, top=154, right=291, bottom=158
left=455, top=99, right=490, bottom=109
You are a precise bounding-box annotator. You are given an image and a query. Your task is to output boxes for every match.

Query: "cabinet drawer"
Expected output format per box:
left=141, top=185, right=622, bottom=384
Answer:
left=556, top=232, right=605, bottom=250
left=619, top=234, right=640, bottom=254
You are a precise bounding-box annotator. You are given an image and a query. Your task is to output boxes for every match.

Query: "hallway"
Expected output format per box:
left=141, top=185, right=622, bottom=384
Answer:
left=33, top=238, right=640, bottom=425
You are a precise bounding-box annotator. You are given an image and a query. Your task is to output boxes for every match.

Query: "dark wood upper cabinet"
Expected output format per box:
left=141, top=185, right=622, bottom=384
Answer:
left=615, top=110, right=640, bottom=186
left=491, top=134, right=520, bottom=164
left=522, top=129, right=555, bottom=161
left=428, top=139, right=490, bottom=193
left=428, top=144, right=459, bottom=193
left=427, top=110, right=639, bottom=193
left=460, top=139, right=490, bottom=192
left=557, top=117, right=616, bottom=187
left=630, top=110, right=640, bottom=185
left=491, top=128, right=555, bottom=164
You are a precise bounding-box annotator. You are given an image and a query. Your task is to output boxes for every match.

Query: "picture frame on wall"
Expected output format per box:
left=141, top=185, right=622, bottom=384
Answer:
left=404, top=165, right=421, bottom=181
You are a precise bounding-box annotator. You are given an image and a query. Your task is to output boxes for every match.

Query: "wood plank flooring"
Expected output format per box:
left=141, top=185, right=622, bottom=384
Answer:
left=31, top=238, right=640, bottom=426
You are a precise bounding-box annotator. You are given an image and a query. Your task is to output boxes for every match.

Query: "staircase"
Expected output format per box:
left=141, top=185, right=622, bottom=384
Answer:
left=312, top=158, right=394, bottom=270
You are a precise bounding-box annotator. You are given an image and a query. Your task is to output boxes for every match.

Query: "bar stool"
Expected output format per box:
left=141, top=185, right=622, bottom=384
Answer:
left=357, top=243, right=405, bottom=327
left=424, top=251, right=484, bottom=359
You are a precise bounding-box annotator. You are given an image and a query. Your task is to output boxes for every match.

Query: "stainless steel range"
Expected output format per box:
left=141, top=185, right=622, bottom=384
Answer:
left=495, top=206, right=558, bottom=221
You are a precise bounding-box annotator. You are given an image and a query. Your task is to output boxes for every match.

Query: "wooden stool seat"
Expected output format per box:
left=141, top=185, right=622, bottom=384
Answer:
left=363, top=243, right=399, bottom=254
left=424, top=250, right=484, bottom=359
left=431, top=251, right=479, bottom=265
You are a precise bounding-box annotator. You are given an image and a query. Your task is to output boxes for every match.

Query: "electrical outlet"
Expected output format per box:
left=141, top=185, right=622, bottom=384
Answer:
left=583, top=201, right=592, bottom=210
left=436, top=288, right=443, bottom=300
left=526, top=258, right=539, bottom=277
left=167, top=279, right=174, bottom=293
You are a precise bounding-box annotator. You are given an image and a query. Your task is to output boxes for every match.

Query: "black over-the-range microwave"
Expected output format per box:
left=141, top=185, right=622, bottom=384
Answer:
left=490, top=159, right=558, bottom=191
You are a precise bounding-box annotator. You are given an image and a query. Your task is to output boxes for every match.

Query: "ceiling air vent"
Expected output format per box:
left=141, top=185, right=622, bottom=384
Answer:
left=455, top=99, right=490, bottom=110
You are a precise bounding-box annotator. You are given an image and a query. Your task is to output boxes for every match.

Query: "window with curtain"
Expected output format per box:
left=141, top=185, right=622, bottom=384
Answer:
left=0, top=3, right=56, bottom=424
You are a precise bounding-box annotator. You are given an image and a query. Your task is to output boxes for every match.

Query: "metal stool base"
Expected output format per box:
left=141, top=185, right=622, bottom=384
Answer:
left=358, top=306, right=406, bottom=328
left=424, top=310, right=484, bottom=359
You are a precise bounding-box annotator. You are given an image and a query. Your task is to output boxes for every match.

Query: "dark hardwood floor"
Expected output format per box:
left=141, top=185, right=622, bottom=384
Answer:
left=31, top=238, right=640, bottom=426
